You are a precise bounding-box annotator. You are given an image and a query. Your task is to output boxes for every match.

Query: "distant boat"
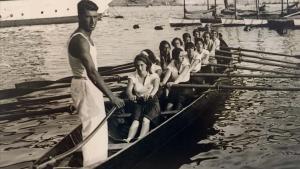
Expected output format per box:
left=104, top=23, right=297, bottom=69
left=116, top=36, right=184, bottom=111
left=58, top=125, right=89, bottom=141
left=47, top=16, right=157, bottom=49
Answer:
left=169, top=0, right=300, bottom=29
left=0, top=0, right=112, bottom=28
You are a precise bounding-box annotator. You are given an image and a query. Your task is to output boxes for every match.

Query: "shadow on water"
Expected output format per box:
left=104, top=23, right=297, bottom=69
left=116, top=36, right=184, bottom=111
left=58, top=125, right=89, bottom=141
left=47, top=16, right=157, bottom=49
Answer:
left=133, top=93, right=230, bottom=169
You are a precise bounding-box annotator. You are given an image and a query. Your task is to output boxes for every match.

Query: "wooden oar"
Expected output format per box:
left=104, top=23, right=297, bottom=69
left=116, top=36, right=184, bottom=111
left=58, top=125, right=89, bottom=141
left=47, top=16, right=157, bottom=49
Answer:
left=98, top=62, right=134, bottom=73
left=223, top=47, right=300, bottom=59
left=14, top=62, right=133, bottom=89
left=172, top=84, right=300, bottom=91
left=209, top=63, right=300, bottom=75
left=100, top=67, right=135, bottom=76
left=34, top=106, right=118, bottom=169
left=98, top=62, right=134, bottom=72
left=217, top=49, right=300, bottom=65
left=15, top=75, right=128, bottom=90
left=191, top=73, right=300, bottom=78
left=215, top=55, right=300, bottom=70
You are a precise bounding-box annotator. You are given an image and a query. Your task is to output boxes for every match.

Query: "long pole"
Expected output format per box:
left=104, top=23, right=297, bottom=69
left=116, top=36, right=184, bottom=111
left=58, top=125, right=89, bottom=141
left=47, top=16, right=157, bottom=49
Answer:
left=191, top=73, right=300, bottom=78
left=287, top=0, right=289, bottom=14
left=256, top=0, right=260, bottom=19
left=214, top=0, right=217, bottom=17
left=224, top=0, right=228, bottom=9
left=282, top=0, right=284, bottom=15
left=172, top=84, right=300, bottom=91
left=222, top=47, right=300, bottom=59
left=35, top=107, right=118, bottom=169
left=216, top=50, right=300, bottom=65
left=209, top=63, right=300, bottom=75
left=234, top=0, right=237, bottom=19
left=215, top=55, right=300, bottom=70
left=207, top=0, right=210, bottom=10
left=184, top=0, right=186, bottom=18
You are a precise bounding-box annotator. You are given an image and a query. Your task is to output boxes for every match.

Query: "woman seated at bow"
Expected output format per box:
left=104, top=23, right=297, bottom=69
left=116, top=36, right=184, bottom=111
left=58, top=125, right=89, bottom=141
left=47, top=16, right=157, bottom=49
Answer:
left=160, top=48, right=190, bottom=111
left=125, top=54, right=160, bottom=143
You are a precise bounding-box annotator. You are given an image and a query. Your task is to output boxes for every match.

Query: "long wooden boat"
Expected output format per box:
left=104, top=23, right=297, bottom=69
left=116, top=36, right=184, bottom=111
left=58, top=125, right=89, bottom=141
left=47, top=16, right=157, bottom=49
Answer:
left=23, top=67, right=232, bottom=168
left=2, top=47, right=232, bottom=169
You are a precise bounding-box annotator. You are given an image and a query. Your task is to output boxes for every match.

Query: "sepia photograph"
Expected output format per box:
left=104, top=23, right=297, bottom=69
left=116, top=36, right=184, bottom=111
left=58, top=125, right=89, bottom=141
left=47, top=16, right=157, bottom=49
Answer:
left=0, top=0, right=300, bottom=168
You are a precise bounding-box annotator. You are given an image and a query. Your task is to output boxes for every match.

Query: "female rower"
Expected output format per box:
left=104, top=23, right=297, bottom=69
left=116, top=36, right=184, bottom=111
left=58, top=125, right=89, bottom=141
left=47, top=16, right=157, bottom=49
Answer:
left=185, top=42, right=202, bottom=73
left=171, top=37, right=184, bottom=59
left=211, top=30, right=220, bottom=50
left=171, top=37, right=184, bottom=50
left=159, top=40, right=172, bottom=73
left=194, top=39, right=211, bottom=84
left=160, top=48, right=190, bottom=110
left=141, top=49, right=162, bottom=76
left=192, top=28, right=201, bottom=43
left=125, top=54, right=160, bottom=143
left=202, top=31, right=217, bottom=67
left=182, top=33, right=192, bottom=50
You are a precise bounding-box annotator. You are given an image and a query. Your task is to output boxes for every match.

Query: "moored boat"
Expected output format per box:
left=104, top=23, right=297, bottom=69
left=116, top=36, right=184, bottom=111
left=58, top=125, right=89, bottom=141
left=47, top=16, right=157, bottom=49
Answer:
left=0, top=0, right=111, bottom=28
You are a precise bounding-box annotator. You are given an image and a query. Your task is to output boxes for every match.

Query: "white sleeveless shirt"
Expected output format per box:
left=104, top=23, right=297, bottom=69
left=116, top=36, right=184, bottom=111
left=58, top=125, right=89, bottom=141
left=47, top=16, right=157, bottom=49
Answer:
left=68, top=32, right=98, bottom=78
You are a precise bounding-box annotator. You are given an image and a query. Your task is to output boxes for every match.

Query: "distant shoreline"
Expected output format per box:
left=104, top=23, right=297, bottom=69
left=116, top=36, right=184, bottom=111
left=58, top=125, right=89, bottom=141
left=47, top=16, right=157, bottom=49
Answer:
left=109, top=0, right=297, bottom=7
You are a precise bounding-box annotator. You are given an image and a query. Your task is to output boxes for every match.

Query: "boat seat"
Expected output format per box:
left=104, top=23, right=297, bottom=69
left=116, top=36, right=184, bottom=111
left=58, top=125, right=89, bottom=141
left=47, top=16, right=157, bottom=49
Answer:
left=112, top=110, right=178, bottom=118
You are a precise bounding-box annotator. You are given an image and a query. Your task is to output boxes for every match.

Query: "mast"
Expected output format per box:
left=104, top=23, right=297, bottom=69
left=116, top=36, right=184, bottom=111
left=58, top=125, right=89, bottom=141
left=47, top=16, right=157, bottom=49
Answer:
left=287, top=0, right=289, bottom=14
left=184, top=0, right=186, bottom=19
left=207, top=0, right=210, bottom=10
left=256, top=0, right=260, bottom=19
left=234, top=0, right=237, bottom=19
left=214, top=0, right=217, bottom=18
left=281, top=0, right=284, bottom=15
left=224, top=0, right=228, bottom=9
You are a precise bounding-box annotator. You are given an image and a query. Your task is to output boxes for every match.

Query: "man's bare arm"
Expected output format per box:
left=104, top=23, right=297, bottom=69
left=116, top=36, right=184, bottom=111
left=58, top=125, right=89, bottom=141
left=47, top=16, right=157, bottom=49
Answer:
left=69, top=35, right=124, bottom=108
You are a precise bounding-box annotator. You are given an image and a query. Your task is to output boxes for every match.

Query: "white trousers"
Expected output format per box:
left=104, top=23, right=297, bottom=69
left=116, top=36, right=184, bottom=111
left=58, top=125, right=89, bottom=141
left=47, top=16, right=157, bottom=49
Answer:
left=71, top=78, right=108, bottom=166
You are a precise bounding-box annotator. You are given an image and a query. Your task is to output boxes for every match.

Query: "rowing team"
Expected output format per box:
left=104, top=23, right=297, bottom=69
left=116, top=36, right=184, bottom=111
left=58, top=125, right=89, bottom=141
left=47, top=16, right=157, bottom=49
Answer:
left=124, top=27, right=229, bottom=143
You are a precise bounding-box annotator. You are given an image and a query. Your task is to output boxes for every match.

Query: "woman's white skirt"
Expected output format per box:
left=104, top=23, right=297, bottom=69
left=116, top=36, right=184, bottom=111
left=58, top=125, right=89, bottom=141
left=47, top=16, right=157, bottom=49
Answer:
left=71, top=78, right=108, bottom=166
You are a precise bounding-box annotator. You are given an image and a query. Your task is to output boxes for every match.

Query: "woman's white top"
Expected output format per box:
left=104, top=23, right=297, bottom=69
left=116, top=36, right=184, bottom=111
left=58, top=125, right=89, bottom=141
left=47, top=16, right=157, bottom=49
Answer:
left=185, top=52, right=202, bottom=73
left=128, top=71, right=159, bottom=97
left=167, top=59, right=190, bottom=83
left=151, top=64, right=162, bottom=74
left=198, top=49, right=210, bottom=65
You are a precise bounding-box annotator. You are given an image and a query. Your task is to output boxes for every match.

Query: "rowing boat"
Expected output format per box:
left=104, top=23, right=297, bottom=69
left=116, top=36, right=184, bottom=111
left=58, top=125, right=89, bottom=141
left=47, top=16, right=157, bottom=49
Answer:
left=26, top=65, right=232, bottom=169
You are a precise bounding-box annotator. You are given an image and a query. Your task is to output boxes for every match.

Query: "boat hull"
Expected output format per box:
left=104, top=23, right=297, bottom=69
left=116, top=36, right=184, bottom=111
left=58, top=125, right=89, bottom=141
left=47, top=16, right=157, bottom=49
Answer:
left=93, top=80, right=231, bottom=169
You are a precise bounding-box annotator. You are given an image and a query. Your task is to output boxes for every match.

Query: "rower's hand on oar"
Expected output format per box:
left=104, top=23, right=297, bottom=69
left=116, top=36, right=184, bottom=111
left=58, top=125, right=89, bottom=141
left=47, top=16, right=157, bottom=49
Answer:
left=129, top=95, right=137, bottom=102
left=111, top=96, right=125, bottom=109
left=143, top=94, right=152, bottom=101
left=166, top=82, right=175, bottom=88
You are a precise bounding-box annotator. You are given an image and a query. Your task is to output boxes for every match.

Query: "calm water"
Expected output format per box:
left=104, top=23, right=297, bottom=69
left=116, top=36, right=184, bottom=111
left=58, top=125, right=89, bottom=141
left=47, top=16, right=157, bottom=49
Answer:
left=0, top=6, right=300, bottom=168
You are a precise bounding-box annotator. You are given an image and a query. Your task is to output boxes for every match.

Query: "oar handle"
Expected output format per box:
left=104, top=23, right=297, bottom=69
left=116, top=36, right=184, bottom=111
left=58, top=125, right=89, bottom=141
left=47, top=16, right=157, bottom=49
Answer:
left=34, top=106, right=118, bottom=169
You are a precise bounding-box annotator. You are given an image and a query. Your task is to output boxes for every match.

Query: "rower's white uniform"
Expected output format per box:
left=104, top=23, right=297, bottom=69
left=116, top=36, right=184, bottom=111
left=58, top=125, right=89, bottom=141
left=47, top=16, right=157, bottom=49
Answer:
left=68, top=32, right=108, bottom=166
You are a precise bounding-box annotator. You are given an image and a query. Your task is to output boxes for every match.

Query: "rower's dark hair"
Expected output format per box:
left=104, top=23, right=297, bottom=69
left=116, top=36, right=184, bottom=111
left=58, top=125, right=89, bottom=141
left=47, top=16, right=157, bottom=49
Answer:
left=192, top=28, right=200, bottom=36
left=78, top=0, right=98, bottom=15
left=171, top=37, right=183, bottom=47
left=185, top=42, right=195, bottom=50
left=172, top=48, right=183, bottom=61
left=142, top=49, right=160, bottom=65
left=134, top=53, right=152, bottom=72
left=203, top=31, right=211, bottom=38
left=195, top=38, right=204, bottom=45
left=159, top=40, right=171, bottom=62
left=182, top=33, right=191, bottom=41
left=159, top=40, right=171, bottom=51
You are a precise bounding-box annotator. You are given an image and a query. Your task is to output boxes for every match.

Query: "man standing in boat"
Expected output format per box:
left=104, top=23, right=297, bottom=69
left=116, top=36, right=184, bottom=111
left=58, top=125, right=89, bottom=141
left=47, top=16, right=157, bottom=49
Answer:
left=68, top=0, right=124, bottom=166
